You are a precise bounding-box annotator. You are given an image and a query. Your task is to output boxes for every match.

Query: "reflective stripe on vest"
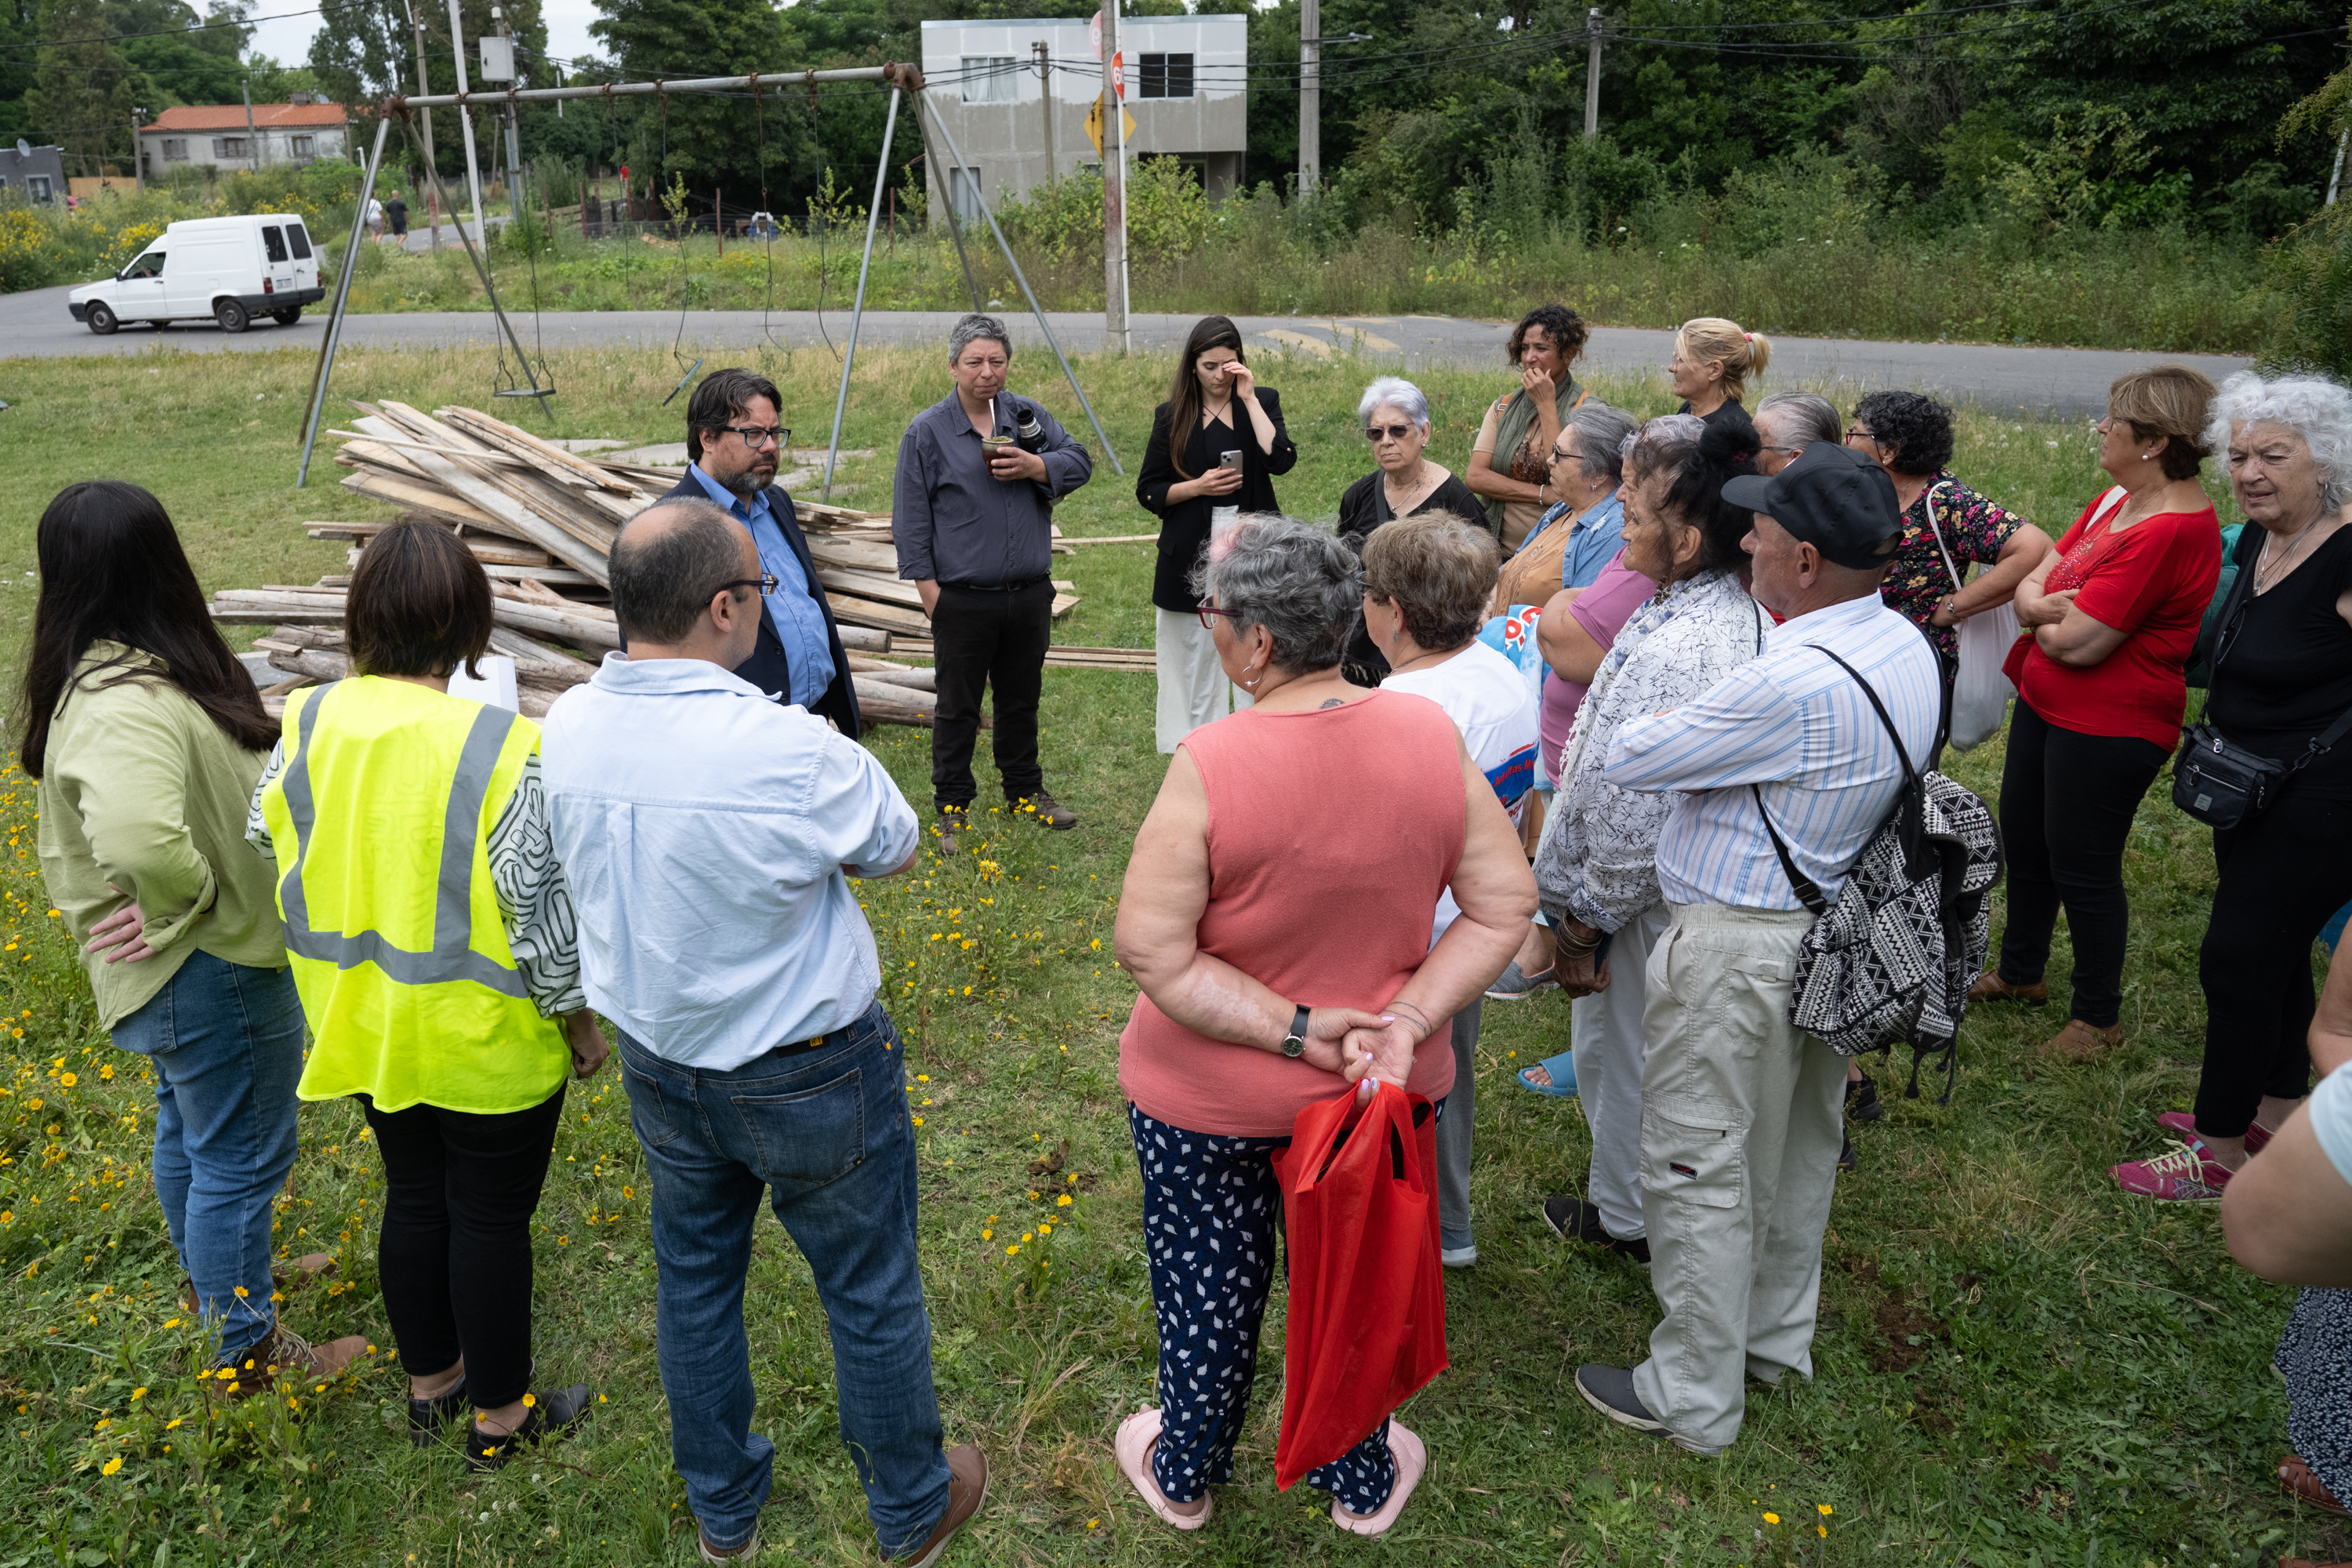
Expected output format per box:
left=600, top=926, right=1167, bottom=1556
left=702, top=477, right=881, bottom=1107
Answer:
left=278, top=681, right=529, bottom=998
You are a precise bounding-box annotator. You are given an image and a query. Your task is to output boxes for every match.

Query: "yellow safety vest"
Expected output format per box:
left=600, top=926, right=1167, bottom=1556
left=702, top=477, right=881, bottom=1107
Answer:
left=261, top=677, right=568, bottom=1115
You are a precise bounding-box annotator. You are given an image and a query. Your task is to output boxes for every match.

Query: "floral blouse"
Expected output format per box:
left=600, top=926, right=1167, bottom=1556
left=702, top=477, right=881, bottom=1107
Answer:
left=1533, top=568, right=1770, bottom=933
left=1879, top=471, right=2031, bottom=659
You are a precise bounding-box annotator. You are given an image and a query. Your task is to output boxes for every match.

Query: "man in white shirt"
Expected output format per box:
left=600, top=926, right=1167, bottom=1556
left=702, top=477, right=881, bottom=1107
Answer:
left=539, top=499, right=987, bottom=1566
left=1571, top=445, right=1941, bottom=1456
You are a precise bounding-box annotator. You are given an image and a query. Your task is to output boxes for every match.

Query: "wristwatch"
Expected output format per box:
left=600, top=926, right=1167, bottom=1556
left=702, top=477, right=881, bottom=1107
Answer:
left=1280, top=1004, right=1311, bottom=1058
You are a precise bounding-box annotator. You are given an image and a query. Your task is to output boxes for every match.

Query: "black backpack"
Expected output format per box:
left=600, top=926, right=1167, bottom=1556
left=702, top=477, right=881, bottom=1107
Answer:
left=1753, top=647, right=2005, bottom=1102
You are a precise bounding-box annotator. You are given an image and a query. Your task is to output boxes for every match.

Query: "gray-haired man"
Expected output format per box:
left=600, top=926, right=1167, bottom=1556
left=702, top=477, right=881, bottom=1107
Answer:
left=893, top=313, right=1094, bottom=851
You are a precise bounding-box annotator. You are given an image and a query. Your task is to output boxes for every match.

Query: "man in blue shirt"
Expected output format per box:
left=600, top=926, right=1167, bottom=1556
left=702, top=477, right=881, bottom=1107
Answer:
left=654, top=367, right=862, bottom=735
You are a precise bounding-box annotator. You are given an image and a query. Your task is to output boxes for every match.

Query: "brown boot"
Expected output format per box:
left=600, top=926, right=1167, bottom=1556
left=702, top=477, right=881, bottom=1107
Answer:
left=935, top=806, right=967, bottom=855
left=180, top=1253, right=339, bottom=1314
left=1968, top=970, right=2049, bottom=1007
left=893, top=1443, right=989, bottom=1565
left=1015, top=792, right=1079, bottom=831
left=2041, top=1018, right=2124, bottom=1062
left=207, top=1322, right=371, bottom=1401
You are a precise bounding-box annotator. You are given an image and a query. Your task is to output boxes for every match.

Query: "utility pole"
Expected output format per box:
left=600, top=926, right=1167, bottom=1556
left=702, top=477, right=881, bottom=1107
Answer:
left=130, top=107, right=142, bottom=191
left=408, top=0, right=439, bottom=245
left=1034, top=40, right=1053, bottom=183
left=445, top=0, right=485, bottom=244
left=243, top=77, right=258, bottom=170
left=1101, top=2, right=1128, bottom=354
left=1583, top=9, right=1602, bottom=141
left=1298, top=0, right=1319, bottom=193
left=494, top=5, right=521, bottom=218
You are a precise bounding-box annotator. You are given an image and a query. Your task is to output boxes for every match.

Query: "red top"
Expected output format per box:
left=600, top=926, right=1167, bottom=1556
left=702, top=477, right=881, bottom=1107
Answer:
left=2003, top=488, right=2221, bottom=750
left=1117, top=690, right=1468, bottom=1138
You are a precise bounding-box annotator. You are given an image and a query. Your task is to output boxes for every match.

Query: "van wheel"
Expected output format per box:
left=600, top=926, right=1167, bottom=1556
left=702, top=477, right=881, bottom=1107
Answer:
left=271, top=307, right=302, bottom=326
left=215, top=299, right=250, bottom=334
left=85, top=303, right=118, bottom=336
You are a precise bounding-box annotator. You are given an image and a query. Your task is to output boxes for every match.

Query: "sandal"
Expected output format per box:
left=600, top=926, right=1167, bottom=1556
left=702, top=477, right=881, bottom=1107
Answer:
left=1516, top=1051, right=1579, bottom=1098
left=1331, top=1420, right=1428, bottom=1538
left=2281, top=1454, right=2350, bottom=1515
left=1116, top=1409, right=1211, bottom=1530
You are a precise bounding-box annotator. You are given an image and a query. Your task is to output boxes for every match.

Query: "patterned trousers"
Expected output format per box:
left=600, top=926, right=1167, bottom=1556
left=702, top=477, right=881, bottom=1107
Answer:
left=1127, top=1102, right=1399, bottom=1514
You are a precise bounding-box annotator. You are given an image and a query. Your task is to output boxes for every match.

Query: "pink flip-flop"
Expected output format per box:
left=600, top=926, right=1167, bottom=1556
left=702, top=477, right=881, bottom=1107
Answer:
left=1331, top=1419, right=1428, bottom=1538
left=1116, top=1408, right=1212, bottom=1530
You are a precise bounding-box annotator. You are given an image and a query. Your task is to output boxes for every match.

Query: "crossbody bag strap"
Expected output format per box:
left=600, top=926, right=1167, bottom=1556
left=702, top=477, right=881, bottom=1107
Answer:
left=1751, top=785, right=1828, bottom=916
left=2196, top=521, right=2265, bottom=677
left=1816, top=647, right=1919, bottom=786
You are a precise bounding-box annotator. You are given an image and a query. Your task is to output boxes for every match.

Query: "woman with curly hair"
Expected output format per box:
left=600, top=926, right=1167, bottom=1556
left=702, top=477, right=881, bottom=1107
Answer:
left=1467, top=303, right=1592, bottom=551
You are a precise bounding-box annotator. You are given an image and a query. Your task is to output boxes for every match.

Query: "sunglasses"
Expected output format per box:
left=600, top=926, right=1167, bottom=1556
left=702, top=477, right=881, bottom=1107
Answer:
left=1364, top=423, right=1417, bottom=442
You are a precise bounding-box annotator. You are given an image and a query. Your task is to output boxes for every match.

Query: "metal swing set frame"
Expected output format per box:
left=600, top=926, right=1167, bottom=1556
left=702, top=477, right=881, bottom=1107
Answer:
left=296, top=60, right=1123, bottom=491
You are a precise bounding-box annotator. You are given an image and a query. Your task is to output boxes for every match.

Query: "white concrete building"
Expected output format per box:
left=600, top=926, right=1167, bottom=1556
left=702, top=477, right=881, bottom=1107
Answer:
left=918, top=13, right=1248, bottom=222
left=140, top=101, right=351, bottom=176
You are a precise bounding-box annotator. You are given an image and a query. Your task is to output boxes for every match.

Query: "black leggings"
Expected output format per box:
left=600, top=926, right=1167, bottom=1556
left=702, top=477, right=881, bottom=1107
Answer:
left=361, top=1086, right=565, bottom=1410
left=1994, top=704, right=2168, bottom=1029
left=2194, top=791, right=2352, bottom=1137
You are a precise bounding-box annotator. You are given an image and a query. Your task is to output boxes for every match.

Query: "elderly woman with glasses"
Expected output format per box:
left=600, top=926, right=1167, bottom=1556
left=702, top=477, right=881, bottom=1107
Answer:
left=2107, top=372, right=2352, bottom=1203
left=1111, top=515, right=1534, bottom=1540
left=1338, top=376, right=1485, bottom=684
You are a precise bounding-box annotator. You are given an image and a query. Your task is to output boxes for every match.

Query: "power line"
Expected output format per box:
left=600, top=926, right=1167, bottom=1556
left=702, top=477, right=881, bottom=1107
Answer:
left=1, top=0, right=374, bottom=54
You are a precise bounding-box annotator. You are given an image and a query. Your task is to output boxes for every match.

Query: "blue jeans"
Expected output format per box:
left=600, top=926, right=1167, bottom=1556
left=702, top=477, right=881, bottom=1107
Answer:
left=110, top=950, right=305, bottom=1357
left=618, top=1003, right=950, bottom=1556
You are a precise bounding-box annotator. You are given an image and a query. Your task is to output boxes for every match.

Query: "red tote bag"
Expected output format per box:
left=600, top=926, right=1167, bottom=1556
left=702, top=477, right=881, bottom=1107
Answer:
left=1269, top=1080, right=1450, bottom=1490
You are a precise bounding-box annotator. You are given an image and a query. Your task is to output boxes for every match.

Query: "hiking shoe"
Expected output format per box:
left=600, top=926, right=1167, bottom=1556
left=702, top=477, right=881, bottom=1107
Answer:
left=179, top=1252, right=337, bottom=1314
left=408, top=1372, right=469, bottom=1449
left=2156, top=1111, right=2273, bottom=1155
left=2042, top=1018, right=2124, bottom=1062
left=1969, top=970, right=2049, bottom=1006
left=1014, top=792, right=1079, bottom=831
left=1845, top=1073, right=1886, bottom=1123
left=934, top=805, right=968, bottom=855
left=2111, top=1141, right=2233, bottom=1203
left=207, top=1322, right=370, bottom=1401
left=697, top=1523, right=760, bottom=1563
left=1541, top=1195, right=1650, bottom=1264
left=1484, top=960, right=1559, bottom=1001
left=894, top=1443, right=989, bottom=1564
left=1838, top=1131, right=1857, bottom=1173
left=1573, top=1364, right=1723, bottom=1456
left=464, top=1384, right=596, bottom=1473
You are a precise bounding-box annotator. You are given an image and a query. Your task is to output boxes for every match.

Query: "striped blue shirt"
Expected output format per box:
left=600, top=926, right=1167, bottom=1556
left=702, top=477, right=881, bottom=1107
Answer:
left=1603, top=593, right=1941, bottom=912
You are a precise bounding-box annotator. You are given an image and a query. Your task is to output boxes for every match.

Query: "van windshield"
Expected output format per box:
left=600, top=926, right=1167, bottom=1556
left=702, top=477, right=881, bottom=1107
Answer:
left=285, top=223, right=313, bottom=260
left=261, top=226, right=288, bottom=263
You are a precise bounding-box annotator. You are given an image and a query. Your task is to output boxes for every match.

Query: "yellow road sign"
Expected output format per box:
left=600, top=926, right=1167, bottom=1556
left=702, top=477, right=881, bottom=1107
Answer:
left=1083, top=98, right=1138, bottom=158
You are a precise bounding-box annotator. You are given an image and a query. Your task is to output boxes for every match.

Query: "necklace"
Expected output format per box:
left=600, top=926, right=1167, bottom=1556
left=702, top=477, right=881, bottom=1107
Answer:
left=2255, top=512, right=2331, bottom=594
left=1385, top=460, right=1429, bottom=506
left=1388, top=646, right=1447, bottom=674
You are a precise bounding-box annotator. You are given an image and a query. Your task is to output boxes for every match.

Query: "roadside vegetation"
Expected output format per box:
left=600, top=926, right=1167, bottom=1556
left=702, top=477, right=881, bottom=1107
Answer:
left=0, top=339, right=2336, bottom=1565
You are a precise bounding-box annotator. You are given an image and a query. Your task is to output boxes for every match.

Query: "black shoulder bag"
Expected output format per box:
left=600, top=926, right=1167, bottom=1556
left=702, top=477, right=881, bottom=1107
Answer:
left=2172, top=532, right=2352, bottom=830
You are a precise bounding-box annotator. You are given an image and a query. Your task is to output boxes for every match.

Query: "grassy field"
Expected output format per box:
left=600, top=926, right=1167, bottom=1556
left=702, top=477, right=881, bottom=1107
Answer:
left=0, top=339, right=2334, bottom=1567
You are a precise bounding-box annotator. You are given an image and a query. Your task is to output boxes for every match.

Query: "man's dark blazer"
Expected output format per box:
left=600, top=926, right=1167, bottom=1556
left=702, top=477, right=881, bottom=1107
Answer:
left=654, top=473, right=862, bottom=738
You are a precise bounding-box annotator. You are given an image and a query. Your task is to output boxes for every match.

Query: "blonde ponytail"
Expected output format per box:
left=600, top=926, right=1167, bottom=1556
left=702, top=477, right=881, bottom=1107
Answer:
left=1676, top=318, right=1769, bottom=401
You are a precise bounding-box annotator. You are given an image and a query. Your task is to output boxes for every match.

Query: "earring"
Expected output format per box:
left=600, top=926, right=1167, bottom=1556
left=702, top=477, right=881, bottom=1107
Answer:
left=1243, top=668, right=1263, bottom=691
left=2143, top=452, right=2157, bottom=461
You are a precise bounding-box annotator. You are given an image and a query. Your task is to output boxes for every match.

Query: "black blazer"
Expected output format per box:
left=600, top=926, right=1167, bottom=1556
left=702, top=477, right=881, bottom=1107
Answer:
left=1135, top=390, right=1297, bottom=612
left=651, top=474, right=862, bottom=739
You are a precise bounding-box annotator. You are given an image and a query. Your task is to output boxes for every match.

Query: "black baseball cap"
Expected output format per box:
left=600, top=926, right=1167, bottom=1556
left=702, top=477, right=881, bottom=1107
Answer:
left=1721, top=443, right=1903, bottom=569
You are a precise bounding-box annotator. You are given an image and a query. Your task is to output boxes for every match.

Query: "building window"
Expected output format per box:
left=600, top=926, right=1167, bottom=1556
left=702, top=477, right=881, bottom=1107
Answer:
left=946, top=165, right=985, bottom=223
left=959, top=56, right=1018, bottom=103
left=213, top=136, right=249, bottom=159
left=291, top=135, right=315, bottom=157
left=1139, top=53, right=1194, bottom=98
left=162, top=138, right=188, bottom=162
left=27, top=175, right=53, bottom=204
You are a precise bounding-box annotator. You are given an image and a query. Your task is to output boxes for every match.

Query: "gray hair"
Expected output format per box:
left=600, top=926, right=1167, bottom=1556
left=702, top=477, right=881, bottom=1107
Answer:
left=1756, top=390, right=1842, bottom=450
left=612, top=498, right=750, bottom=644
left=1623, top=412, right=1705, bottom=466
left=2205, top=371, right=2352, bottom=513
left=1356, top=376, right=1432, bottom=430
left=1565, top=401, right=1639, bottom=485
left=1189, top=514, right=1359, bottom=673
left=948, top=312, right=1011, bottom=365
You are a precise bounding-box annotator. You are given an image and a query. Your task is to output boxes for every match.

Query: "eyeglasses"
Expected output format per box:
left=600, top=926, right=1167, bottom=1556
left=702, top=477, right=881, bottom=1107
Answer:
left=1197, top=601, right=1246, bottom=630
left=1759, top=443, right=1801, bottom=457
left=1364, top=423, right=1417, bottom=442
left=720, top=425, right=789, bottom=449
left=1843, top=427, right=1875, bottom=443
left=716, top=574, right=781, bottom=598
left=1548, top=449, right=1587, bottom=466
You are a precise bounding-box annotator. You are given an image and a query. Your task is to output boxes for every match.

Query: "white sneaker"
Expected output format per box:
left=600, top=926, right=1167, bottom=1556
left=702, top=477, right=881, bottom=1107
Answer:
left=1439, top=1244, right=1478, bottom=1269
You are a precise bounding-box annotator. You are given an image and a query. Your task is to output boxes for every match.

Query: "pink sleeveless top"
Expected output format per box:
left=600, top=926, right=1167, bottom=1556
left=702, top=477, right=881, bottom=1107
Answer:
left=1117, top=689, right=1468, bottom=1137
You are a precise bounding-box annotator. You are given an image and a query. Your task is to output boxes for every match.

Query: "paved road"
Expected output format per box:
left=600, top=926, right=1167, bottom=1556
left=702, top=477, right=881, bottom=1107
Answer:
left=0, top=290, right=2249, bottom=418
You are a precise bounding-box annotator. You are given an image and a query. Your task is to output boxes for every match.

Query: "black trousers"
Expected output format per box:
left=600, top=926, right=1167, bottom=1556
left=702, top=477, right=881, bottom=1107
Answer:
left=361, top=1085, right=565, bottom=1410
left=1994, top=703, right=2168, bottom=1029
left=2194, top=790, right=2352, bottom=1136
left=930, top=579, right=1051, bottom=810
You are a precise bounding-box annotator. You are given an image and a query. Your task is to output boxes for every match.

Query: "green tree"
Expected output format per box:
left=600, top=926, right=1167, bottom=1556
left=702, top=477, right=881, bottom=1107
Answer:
left=25, top=0, right=139, bottom=173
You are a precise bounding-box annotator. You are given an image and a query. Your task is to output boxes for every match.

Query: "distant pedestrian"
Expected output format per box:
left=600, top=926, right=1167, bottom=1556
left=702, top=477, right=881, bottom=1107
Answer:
left=19, top=481, right=366, bottom=1397
left=1572, top=443, right=1939, bottom=1456
left=1466, top=304, right=1592, bottom=551
left=2113, top=372, right=2352, bottom=1202
left=1136, top=315, right=1296, bottom=752
left=383, top=190, right=408, bottom=241
left=1668, top=317, right=1769, bottom=433
left=252, top=521, right=606, bottom=1465
left=1973, top=366, right=2221, bottom=1069
left=894, top=312, right=1094, bottom=851
left=542, top=499, right=986, bottom=1566
left=365, top=195, right=384, bottom=238
left=1337, top=376, right=1483, bottom=684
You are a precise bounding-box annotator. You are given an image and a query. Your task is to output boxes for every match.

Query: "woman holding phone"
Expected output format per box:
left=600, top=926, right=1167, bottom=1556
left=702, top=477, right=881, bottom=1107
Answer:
left=1138, top=316, right=1298, bottom=752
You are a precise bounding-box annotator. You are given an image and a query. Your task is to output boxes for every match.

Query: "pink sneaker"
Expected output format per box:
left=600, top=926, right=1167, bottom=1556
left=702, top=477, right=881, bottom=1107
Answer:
left=2154, top=1112, right=2272, bottom=1154
left=2111, top=1141, right=2234, bottom=1202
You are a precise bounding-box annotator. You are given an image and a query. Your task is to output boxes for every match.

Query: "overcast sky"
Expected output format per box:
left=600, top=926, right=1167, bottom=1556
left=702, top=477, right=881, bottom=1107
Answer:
left=245, top=0, right=607, bottom=80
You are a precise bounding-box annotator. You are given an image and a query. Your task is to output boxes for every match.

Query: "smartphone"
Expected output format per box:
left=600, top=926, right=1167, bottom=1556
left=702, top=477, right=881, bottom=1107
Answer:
left=1218, top=449, right=1243, bottom=472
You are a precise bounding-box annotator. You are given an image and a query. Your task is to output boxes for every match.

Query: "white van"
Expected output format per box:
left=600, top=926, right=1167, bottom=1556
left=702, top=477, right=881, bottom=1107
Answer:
left=68, top=212, right=325, bottom=336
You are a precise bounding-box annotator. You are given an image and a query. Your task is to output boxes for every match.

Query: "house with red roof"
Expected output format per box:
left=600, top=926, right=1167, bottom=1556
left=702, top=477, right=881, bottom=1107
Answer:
left=140, top=99, right=351, bottom=176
